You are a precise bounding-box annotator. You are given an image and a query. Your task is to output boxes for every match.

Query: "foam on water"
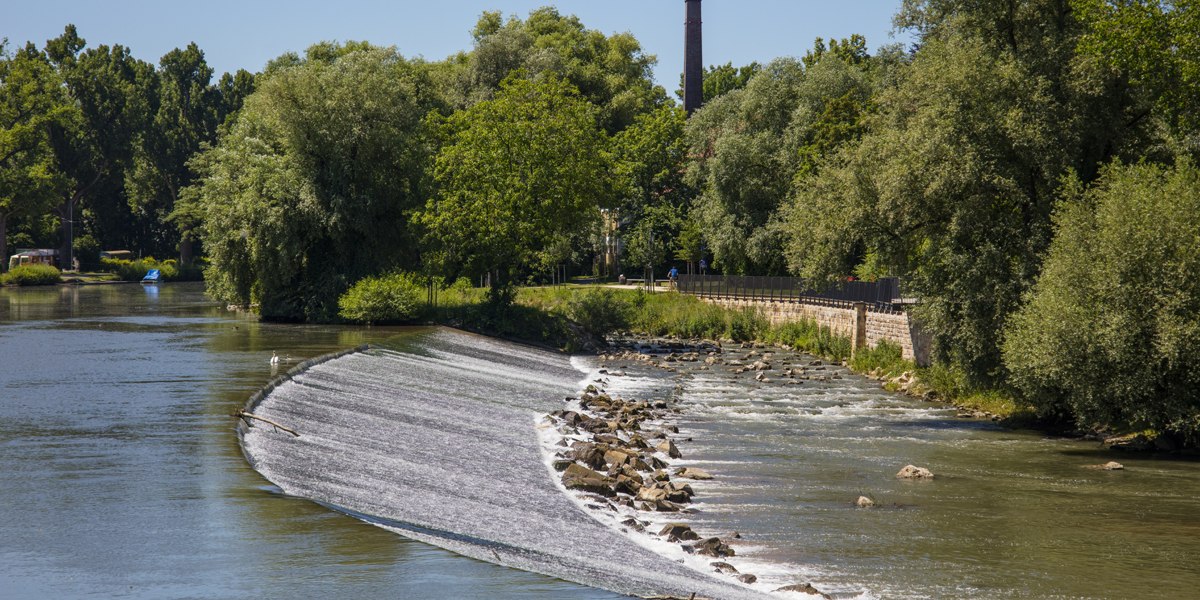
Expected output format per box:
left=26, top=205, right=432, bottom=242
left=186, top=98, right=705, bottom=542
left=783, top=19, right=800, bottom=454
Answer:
left=242, top=329, right=771, bottom=599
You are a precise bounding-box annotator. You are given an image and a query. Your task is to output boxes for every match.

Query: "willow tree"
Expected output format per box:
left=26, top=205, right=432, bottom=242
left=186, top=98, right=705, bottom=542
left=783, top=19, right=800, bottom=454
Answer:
left=421, top=75, right=612, bottom=304
left=1003, top=161, right=1200, bottom=442
left=187, top=45, right=440, bottom=321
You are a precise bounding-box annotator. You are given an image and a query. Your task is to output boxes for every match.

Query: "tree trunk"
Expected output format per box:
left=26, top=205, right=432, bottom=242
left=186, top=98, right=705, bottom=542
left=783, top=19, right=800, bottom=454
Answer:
left=58, top=197, right=74, bottom=272
left=179, top=227, right=194, bottom=265
left=0, top=213, right=7, bottom=273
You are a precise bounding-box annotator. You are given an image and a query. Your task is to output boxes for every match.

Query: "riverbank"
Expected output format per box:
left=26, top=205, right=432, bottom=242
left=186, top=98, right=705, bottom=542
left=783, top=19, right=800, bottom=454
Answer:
left=432, top=286, right=1035, bottom=426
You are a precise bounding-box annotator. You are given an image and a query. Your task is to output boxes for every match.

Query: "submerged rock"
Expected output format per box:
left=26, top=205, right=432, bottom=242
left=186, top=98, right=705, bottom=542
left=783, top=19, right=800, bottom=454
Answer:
left=896, top=464, right=935, bottom=479
left=711, top=561, right=739, bottom=574
left=855, top=495, right=875, bottom=508
left=687, top=537, right=735, bottom=558
left=775, top=582, right=832, bottom=598
left=737, top=573, right=758, bottom=584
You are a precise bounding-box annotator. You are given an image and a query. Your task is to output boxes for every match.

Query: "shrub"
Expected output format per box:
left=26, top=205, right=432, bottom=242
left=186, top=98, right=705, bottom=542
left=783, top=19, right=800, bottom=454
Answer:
left=850, top=339, right=910, bottom=376
left=765, top=319, right=852, bottom=360
left=1, top=264, right=62, bottom=286
left=338, top=272, right=426, bottom=324
left=566, top=289, right=632, bottom=337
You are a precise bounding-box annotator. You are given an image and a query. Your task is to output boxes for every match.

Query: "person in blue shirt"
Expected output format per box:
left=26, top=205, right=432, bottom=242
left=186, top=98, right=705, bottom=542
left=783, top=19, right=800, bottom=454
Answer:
left=668, top=266, right=679, bottom=289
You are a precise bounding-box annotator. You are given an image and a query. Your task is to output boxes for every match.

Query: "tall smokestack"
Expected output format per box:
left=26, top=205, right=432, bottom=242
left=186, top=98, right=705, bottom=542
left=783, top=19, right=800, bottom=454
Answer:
left=684, top=0, right=703, bottom=115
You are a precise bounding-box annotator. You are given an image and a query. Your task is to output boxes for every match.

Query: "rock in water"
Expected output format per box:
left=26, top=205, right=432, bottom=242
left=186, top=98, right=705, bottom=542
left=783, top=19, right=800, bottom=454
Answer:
left=659, top=522, right=700, bottom=542
left=657, top=439, right=683, bottom=459
left=737, top=573, right=758, bottom=584
left=896, top=464, right=935, bottom=479
left=855, top=495, right=875, bottom=508
left=774, top=583, right=832, bottom=598
left=561, top=463, right=615, bottom=496
left=675, top=467, right=714, bottom=480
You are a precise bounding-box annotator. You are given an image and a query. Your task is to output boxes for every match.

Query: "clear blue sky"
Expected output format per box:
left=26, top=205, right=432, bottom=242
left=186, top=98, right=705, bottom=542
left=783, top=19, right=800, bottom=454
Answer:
left=6, top=1, right=911, bottom=88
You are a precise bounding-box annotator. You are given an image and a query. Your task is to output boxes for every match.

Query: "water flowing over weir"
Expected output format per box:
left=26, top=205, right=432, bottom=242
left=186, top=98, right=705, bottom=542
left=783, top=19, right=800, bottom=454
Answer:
left=239, top=329, right=770, bottom=600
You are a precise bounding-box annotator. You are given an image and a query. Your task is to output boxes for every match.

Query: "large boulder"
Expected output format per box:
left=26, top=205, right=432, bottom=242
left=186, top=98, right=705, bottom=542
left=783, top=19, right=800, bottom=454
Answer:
left=896, top=465, right=934, bottom=479
left=561, top=463, right=615, bottom=497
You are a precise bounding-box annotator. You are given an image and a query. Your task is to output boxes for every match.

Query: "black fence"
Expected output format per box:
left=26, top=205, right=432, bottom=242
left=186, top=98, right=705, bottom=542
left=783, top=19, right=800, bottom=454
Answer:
left=676, top=274, right=903, bottom=312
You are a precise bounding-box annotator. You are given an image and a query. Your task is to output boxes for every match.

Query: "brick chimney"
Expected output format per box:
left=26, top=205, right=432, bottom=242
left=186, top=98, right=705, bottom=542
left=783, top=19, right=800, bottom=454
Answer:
left=684, top=0, right=703, bottom=114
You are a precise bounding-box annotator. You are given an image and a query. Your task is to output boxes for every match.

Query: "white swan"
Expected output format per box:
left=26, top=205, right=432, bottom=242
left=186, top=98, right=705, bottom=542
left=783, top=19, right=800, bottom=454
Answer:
left=270, top=351, right=280, bottom=365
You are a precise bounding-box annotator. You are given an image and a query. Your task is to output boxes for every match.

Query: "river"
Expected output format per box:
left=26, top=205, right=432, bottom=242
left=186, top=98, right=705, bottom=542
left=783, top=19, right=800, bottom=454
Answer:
left=2, top=282, right=1198, bottom=599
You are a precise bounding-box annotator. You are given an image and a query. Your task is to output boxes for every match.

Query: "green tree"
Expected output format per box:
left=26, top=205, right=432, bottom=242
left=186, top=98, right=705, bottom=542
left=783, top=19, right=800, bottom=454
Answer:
left=1073, top=0, right=1200, bottom=138
left=1003, top=161, right=1200, bottom=443
left=675, top=62, right=761, bottom=104
left=612, top=105, right=692, bottom=273
left=421, top=75, right=613, bottom=304
left=127, top=43, right=221, bottom=264
left=455, top=8, right=666, bottom=133
left=189, top=45, right=440, bottom=321
left=42, top=26, right=156, bottom=268
left=0, top=42, right=72, bottom=269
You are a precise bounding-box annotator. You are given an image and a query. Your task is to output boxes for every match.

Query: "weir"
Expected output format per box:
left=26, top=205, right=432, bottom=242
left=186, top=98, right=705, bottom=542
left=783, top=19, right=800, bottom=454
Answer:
left=238, top=328, right=771, bottom=599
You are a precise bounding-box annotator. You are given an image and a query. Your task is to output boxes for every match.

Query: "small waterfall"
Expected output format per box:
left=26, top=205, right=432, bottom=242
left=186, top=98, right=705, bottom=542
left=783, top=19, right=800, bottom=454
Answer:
left=240, top=328, right=770, bottom=599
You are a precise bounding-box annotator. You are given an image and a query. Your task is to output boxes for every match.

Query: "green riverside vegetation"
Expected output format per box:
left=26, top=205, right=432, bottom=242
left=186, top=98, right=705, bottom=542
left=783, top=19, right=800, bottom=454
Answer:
left=0, top=264, right=62, bottom=286
left=4, top=3, right=1199, bottom=445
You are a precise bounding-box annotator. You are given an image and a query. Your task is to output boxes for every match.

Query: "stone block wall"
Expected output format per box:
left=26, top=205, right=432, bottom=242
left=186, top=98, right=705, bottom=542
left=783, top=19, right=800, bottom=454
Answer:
left=701, top=297, right=931, bottom=366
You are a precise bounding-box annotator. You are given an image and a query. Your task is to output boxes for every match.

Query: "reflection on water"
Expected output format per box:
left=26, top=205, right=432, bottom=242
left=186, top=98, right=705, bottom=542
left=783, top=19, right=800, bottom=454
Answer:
left=0, top=282, right=621, bottom=599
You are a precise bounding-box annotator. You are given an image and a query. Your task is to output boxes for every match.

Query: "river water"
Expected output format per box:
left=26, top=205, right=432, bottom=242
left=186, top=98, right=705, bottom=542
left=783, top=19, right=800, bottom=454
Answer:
left=3, top=283, right=1199, bottom=599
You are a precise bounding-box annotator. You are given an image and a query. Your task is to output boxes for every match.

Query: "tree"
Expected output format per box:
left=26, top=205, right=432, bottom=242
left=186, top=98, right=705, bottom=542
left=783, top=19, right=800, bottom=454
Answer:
left=127, top=43, right=222, bottom=264
left=1003, top=160, right=1200, bottom=443
left=612, top=105, right=692, bottom=274
left=421, top=75, right=613, bottom=304
left=1073, top=0, right=1200, bottom=139
left=675, top=62, right=761, bottom=104
left=188, top=45, right=439, bottom=321
left=454, top=8, right=667, bottom=133
left=42, top=26, right=156, bottom=268
left=0, top=42, right=72, bottom=269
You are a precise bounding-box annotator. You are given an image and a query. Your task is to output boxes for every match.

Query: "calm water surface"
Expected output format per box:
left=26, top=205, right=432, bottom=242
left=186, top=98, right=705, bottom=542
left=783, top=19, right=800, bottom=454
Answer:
left=0, top=283, right=620, bottom=599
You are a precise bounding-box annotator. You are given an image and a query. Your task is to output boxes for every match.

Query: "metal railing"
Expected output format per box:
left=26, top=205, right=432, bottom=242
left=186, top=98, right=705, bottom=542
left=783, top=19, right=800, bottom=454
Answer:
left=676, top=274, right=903, bottom=312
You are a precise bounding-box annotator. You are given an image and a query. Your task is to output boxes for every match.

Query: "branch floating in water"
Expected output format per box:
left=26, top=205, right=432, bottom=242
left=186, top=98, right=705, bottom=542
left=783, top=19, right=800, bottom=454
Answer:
left=234, top=409, right=300, bottom=437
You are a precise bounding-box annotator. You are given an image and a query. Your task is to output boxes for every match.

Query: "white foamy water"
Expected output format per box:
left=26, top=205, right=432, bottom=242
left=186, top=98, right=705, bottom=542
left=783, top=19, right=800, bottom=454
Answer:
left=241, top=329, right=771, bottom=599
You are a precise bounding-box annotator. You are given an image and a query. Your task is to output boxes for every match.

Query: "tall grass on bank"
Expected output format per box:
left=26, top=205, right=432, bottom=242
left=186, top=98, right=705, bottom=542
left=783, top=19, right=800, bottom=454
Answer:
left=1, top=264, right=62, bottom=286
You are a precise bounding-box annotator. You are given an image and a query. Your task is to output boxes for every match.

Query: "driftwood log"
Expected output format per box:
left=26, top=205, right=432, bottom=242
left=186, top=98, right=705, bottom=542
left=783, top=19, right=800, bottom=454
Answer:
left=234, top=409, right=300, bottom=437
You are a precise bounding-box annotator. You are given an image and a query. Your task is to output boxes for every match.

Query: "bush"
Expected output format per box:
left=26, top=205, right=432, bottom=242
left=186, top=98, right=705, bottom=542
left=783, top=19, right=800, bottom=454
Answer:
left=1003, top=160, right=1200, bottom=442
left=765, top=319, right=852, bottom=361
left=74, top=235, right=101, bottom=271
left=338, top=272, right=426, bottom=324
left=850, top=339, right=910, bottom=376
left=1, top=264, right=62, bottom=286
left=100, top=257, right=203, bottom=282
left=567, top=289, right=632, bottom=337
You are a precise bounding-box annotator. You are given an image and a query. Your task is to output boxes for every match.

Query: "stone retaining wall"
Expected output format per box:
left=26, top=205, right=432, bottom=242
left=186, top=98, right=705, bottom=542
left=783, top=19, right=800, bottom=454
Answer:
left=701, top=298, right=931, bottom=366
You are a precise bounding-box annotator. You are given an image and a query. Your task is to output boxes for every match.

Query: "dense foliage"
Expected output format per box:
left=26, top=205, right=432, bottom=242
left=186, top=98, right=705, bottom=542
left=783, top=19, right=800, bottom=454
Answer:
left=7, top=4, right=1200, bottom=442
left=187, top=45, right=439, bottom=321
left=1004, top=161, right=1200, bottom=442
left=338, top=272, right=426, bottom=324
left=420, top=75, right=612, bottom=304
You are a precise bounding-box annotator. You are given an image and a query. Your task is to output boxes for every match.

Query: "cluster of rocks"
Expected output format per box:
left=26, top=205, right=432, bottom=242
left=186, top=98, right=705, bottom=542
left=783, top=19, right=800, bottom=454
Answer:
left=544, top=376, right=760, bottom=586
